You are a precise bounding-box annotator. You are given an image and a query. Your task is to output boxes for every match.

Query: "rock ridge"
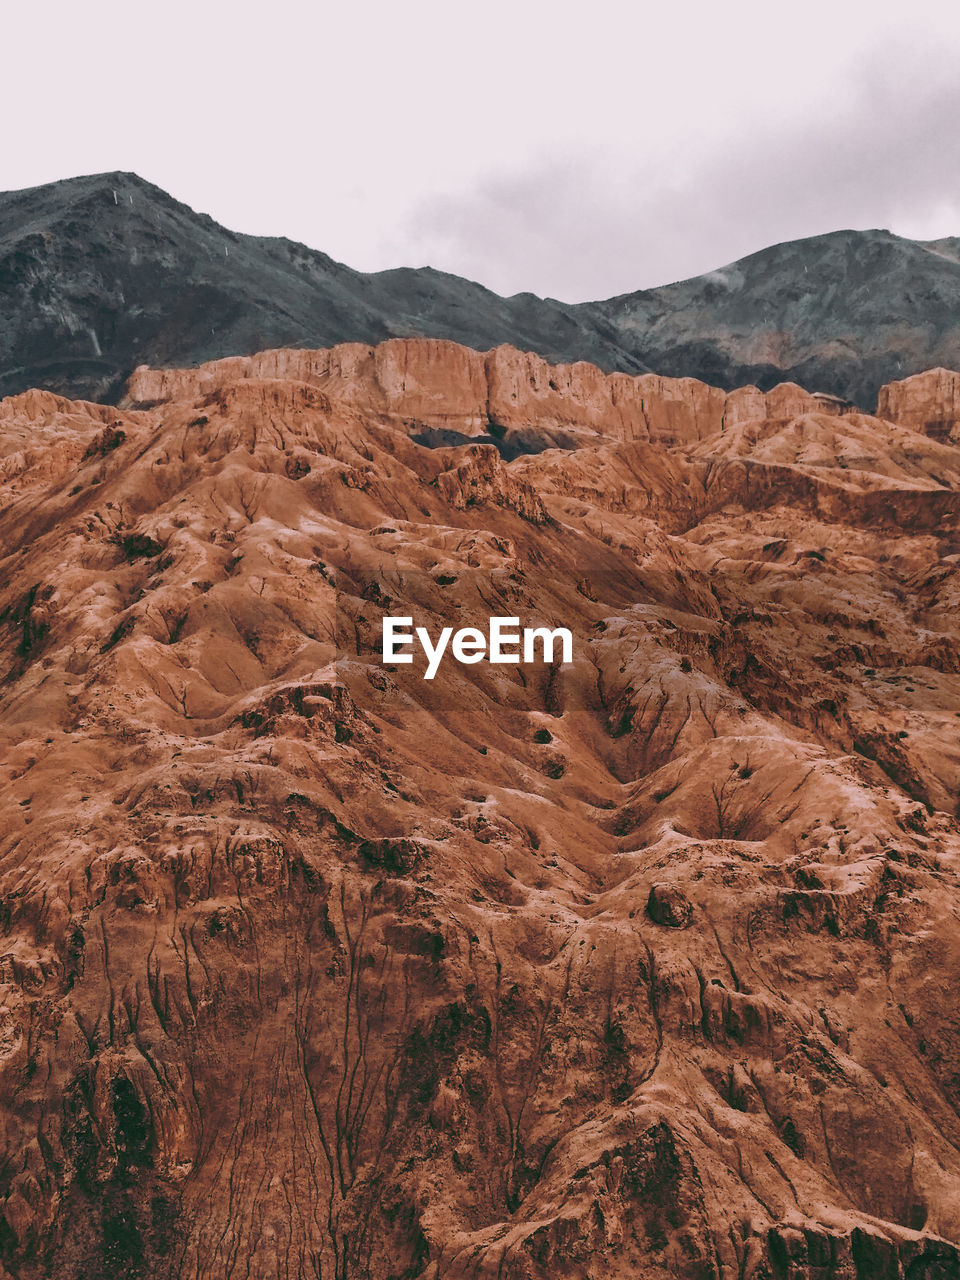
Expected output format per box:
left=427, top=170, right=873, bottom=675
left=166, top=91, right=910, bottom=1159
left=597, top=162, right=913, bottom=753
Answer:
left=124, top=338, right=853, bottom=446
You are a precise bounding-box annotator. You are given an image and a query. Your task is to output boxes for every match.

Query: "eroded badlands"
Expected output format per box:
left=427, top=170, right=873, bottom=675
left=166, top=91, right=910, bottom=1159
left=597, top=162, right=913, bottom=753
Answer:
left=1, top=341, right=960, bottom=1279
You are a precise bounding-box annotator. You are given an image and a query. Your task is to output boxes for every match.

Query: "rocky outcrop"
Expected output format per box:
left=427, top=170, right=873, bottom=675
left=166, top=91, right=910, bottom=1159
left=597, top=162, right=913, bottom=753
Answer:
left=877, top=367, right=960, bottom=441
left=645, top=882, right=693, bottom=927
left=125, top=340, right=492, bottom=431
left=126, top=338, right=850, bottom=446
left=2, top=343, right=960, bottom=1279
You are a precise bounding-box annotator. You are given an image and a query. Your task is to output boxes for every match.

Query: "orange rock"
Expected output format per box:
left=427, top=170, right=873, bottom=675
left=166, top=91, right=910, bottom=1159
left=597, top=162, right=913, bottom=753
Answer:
left=877, top=366, right=960, bottom=441
left=1, top=339, right=960, bottom=1279
left=127, top=338, right=853, bottom=448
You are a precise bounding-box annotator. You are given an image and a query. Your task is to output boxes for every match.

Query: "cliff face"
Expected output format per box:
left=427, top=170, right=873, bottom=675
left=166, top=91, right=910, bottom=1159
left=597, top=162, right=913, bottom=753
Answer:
left=2, top=340, right=960, bottom=1280
left=877, top=368, right=960, bottom=441
left=126, top=339, right=848, bottom=446
left=3, top=171, right=960, bottom=408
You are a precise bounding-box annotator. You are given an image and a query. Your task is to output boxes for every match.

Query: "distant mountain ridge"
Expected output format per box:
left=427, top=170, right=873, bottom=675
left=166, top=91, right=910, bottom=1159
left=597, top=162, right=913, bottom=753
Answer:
left=596, top=228, right=960, bottom=407
left=1, top=170, right=958, bottom=406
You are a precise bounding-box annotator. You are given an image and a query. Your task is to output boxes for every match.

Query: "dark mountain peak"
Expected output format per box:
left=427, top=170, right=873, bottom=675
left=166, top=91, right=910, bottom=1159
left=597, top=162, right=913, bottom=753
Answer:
left=0, top=172, right=956, bottom=407
left=590, top=225, right=960, bottom=404
left=0, top=173, right=643, bottom=402
left=0, top=169, right=161, bottom=218
left=55, top=169, right=156, bottom=197
left=0, top=170, right=224, bottom=256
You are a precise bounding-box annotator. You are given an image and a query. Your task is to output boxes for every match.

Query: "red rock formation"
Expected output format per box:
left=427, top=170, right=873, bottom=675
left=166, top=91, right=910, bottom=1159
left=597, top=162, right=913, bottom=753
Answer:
left=126, top=340, right=848, bottom=445
left=2, top=340, right=960, bottom=1279
left=877, top=367, right=960, bottom=441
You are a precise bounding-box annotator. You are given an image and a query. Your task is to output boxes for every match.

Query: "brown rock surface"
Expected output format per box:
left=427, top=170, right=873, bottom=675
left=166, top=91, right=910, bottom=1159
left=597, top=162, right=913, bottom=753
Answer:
left=125, top=341, right=847, bottom=446
left=2, top=339, right=960, bottom=1279
left=877, top=368, right=960, bottom=442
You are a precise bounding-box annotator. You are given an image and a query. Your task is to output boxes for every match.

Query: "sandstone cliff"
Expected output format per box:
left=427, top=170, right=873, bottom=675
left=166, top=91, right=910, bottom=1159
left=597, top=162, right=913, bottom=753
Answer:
left=126, top=339, right=848, bottom=446
left=877, top=367, right=960, bottom=442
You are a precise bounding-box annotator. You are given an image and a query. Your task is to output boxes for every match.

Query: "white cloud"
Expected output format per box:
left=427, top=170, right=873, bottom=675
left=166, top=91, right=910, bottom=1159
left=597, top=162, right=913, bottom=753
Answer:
left=1, top=1, right=959, bottom=299
left=385, top=43, right=960, bottom=299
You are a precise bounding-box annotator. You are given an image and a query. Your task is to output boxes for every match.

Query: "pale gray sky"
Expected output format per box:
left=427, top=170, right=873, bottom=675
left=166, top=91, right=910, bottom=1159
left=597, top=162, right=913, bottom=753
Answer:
left=3, top=0, right=959, bottom=300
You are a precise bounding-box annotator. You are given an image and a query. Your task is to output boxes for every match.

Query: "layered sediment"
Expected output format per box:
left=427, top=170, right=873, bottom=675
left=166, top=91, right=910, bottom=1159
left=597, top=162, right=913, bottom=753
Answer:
left=125, top=339, right=849, bottom=445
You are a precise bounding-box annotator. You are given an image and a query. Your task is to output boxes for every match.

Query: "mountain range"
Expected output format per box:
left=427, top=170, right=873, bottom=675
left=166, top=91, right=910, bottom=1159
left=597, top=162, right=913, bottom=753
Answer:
left=2, top=170, right=959, bottom=407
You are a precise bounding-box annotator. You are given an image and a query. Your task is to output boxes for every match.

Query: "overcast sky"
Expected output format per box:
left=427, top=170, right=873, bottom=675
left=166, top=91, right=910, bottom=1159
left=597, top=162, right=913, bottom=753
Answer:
left=3, top=0, right=959, bottom=301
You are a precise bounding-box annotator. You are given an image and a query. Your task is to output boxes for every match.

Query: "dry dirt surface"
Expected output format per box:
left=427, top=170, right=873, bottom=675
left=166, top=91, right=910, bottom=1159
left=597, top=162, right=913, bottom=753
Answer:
left=2, top=339, right=960, bottom=1280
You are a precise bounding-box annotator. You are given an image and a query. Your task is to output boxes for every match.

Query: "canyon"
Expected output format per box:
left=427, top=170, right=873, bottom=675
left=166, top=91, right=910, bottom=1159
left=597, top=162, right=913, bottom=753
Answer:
left=1, top=338, right=960, bottom=1279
